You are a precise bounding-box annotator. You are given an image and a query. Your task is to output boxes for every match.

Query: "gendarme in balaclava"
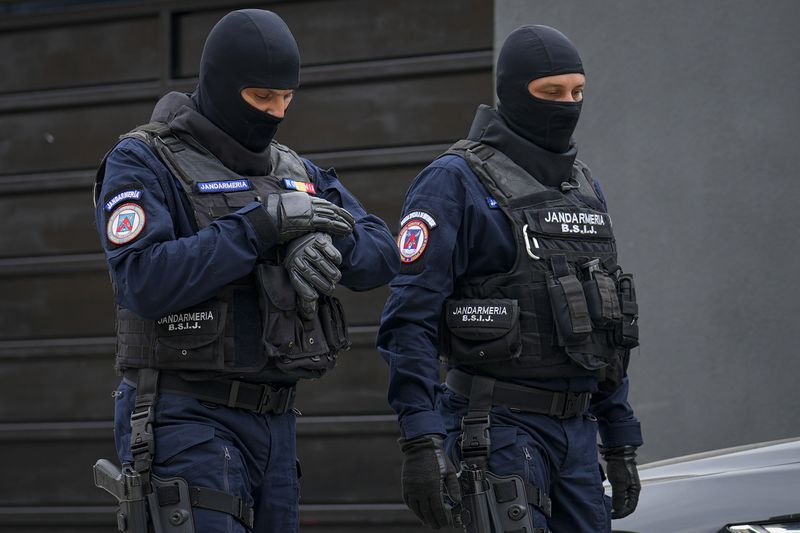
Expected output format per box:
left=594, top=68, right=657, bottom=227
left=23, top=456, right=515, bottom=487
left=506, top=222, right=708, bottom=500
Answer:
left=497, top=25, right=584, bottom=154
left=192, top=9, right=300, bottom=152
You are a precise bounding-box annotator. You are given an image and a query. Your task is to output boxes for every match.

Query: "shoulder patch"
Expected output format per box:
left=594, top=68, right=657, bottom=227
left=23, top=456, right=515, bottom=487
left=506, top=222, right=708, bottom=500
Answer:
left=400, top=210, right=437, bottom=229
left=107, top=202, right=146, bottom=245
left=486, top=197, right=499, bottom=209
left=104, top=188, right=143, bottom=212
left=397, top=219, right=429, bottom=264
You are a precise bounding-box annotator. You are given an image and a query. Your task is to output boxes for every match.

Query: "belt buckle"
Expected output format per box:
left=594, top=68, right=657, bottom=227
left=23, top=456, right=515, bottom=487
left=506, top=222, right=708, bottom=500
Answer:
left=257, top=384, right=295, bottom=415
left=460, top=414, right=491, bottom=459
left=559, top=392, right=588, bottom=419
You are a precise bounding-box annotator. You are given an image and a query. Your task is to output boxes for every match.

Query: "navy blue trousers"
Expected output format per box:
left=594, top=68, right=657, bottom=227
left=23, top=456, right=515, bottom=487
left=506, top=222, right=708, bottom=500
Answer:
left=114, top=380, right=299, bottom=533
left=439, top=386, right=612, bottom=533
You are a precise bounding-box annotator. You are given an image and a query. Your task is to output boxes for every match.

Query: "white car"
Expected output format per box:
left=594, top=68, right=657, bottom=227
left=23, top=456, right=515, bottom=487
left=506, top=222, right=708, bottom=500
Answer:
left=609, top=437, right=800, bottom=533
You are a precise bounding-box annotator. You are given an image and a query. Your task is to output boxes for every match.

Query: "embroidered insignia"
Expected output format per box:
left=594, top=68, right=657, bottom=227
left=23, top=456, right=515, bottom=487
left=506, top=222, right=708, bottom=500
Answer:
left=538, top=208, right=612, bottom=239
left=197, top=179, right=252, bottom=193
left=397, top=219, right=429, bottom=264
left=104, top=189, right=142, bottom=212
left=283, top=179, right=316, bottom=195
left=400, top=210, right=437, bottom=229
left=486, top=197, right=499, bottom=209
left=107, top=202, right=146, bottom=245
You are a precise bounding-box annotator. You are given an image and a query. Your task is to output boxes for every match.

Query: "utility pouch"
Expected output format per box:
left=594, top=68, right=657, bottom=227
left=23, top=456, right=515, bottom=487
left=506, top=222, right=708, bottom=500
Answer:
left=547, top=255, right=592, bottom=345
left=616, top=273, right=639, bottom=348
left=583, top=264, right=622, bottom=329
left=152, top=300, right=227, bottom=371
left=318, top=295, right=350, bottom=352
left=440, top=299, right=521, bottom=364
left=256, top=264, right=343, bottom=375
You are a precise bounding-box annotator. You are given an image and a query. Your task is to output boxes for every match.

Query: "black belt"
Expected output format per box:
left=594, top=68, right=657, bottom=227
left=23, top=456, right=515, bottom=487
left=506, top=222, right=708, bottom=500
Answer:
left=446, top=369, right=591, bottom=419
left=124, top=370, right=296, bottom=415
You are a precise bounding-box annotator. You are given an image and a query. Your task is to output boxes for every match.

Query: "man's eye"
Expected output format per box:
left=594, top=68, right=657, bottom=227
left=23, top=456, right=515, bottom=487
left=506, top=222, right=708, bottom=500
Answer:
left=256, top=94, right=271, bottom=100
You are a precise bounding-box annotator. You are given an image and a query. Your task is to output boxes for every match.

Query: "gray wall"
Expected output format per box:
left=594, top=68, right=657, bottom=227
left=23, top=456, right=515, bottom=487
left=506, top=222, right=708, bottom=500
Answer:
left=497, top=0, right=800, bottom=462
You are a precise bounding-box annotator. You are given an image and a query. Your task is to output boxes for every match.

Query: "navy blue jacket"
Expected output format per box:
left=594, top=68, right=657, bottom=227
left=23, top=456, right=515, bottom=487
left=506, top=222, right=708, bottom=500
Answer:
left=96, top=137, right=398, bottom=321
left=377, top=154, right=642, bottom=448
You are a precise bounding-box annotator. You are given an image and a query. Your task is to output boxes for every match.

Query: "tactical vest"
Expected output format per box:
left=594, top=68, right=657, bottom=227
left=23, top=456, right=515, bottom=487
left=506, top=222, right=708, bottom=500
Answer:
left=95, top=123, right=349, bottom=383
left=438, top=140, right=639, bottom=385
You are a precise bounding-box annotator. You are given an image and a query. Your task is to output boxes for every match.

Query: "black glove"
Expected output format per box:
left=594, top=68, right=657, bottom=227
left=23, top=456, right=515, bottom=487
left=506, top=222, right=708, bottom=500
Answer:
left=600, top=445, right=641, bottom=519
left=267, top=192, right=355, bottom=243
left=284, top=232, right=342, bottom=319
left=400, top=434, right=461, bottom=529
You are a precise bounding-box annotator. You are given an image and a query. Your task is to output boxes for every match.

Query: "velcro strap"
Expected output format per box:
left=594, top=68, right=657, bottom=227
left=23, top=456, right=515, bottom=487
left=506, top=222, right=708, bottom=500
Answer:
left=528, top=486, right=552, bottom=518
left=493, top=480, right=518, bottom=503
left=190, top=486, right=254, bottom=529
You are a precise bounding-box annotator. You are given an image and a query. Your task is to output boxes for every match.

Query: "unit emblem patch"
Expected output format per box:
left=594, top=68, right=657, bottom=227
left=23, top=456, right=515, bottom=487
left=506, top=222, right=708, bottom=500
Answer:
left=397, top=219, right=429, bottom=264
left=107, top=202, right=146, bottom=245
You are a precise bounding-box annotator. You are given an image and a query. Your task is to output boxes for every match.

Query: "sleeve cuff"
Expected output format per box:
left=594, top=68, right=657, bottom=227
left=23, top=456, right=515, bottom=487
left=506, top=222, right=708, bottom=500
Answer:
left=598, top=420, right=644, bottom=448
left=238, top=201, right=277, bottom=256
left=400, top=410, right=447, bottom=440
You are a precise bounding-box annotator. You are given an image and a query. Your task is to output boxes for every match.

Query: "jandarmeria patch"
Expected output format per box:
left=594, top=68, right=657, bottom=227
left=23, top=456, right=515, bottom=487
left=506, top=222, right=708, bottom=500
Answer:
left=107, top=202, right=146, bottom=245
left=104, top=189, right=142, bottom=212
left=397, top=219, right=429, bottom=263
left=537, top=208, right=612, bottom=239
left=400, top=210, right=437, bottom=229
left=197, top=179, right=252, bottom=193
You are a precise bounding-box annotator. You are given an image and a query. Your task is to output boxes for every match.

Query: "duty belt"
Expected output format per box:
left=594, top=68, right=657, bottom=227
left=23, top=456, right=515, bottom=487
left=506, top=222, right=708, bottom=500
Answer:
left=446, top=369, right=591, bottom=419
left=123, top=370, right=296, bottom=415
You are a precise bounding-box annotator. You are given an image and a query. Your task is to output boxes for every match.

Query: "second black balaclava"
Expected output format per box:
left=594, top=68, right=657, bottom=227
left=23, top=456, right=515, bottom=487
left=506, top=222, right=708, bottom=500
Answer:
left=192, top=9, right=300, bottom=152
left=496, top=25, right=584, bottom=153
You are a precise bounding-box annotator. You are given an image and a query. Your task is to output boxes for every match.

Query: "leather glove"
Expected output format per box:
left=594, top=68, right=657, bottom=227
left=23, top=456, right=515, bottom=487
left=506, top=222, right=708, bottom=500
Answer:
left=267, top=192, right=355, bottom=243
left=600, top=445, right=641, bottom=519
left=400, top=434, right=461, bottom=529
left=284, top=232, right=342, bottom=319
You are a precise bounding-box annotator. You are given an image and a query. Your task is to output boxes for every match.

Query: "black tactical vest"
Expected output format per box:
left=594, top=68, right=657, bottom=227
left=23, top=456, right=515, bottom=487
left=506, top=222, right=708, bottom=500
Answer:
left=95, top=123, right=349, bottom=384
left=438, top=140, right=639, bottom=386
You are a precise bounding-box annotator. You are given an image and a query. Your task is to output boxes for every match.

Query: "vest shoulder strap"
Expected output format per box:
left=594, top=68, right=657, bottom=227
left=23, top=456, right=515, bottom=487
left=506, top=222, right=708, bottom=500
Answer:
left=441, top=139, right=550, bottom=204
left=94, top=122, right=177, bottom=206
left=269, top=141, right=313, bottom=183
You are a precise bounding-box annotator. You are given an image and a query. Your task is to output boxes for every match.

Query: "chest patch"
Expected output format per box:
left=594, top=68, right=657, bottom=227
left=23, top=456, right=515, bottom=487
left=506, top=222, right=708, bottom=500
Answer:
left=397, top=219, right=429, bottom=263
left=197, top=179, right=252, bottom=193
left=537, top=208, right=612, bottom=239
left=283, top=178, right=316, bottom=195
left=107, top=202, right=146, bottom=245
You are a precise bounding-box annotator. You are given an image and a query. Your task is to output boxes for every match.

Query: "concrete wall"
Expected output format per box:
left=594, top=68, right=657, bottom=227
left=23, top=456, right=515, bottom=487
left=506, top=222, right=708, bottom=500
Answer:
left=496, top=0, right=800, bottom=462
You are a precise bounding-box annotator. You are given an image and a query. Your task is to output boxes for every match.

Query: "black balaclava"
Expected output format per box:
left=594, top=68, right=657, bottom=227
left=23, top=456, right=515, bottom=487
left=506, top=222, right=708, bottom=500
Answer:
left=192, top=9, right=300, bottom=152
left=497, top=25, right=584, bottom=153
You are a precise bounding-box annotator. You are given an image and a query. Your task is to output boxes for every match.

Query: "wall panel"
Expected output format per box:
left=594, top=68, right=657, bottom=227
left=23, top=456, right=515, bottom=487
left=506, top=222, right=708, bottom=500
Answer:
left=0, top=0, right=492, bottom=530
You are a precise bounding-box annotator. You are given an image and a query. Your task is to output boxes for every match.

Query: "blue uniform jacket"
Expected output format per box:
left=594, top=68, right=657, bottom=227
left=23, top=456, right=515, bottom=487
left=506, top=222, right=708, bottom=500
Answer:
left=377, top=154, right=643, bottom=448
left=96, top=137, right=399, bottom=320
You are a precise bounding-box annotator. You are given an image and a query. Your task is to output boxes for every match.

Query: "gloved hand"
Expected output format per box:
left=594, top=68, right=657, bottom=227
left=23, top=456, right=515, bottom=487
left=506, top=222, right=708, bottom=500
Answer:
left=284, top=232, right=342, bottom=319
left=600, top=445, right=641, bottom=519
left=400, top=434, right=461, bottom=529
left=267, top=192, right=355, bottom=243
